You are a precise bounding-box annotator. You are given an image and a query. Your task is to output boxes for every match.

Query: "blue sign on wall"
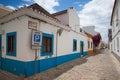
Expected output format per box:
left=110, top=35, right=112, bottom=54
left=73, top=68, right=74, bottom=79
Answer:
left=32, top=30, right=42, bottom=49
left=34, top=33, right=40, bottom=43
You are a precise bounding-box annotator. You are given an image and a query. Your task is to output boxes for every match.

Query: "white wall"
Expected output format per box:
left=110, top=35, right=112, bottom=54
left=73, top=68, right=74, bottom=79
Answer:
left=68, top=8, right=80, bottom=32
left=25, top=17, right=88, bottom=61
left=54, top=12, right=69, bottom=26
left=112, top=34, right=120, bottom=56
left=88, top=38, right=93, bottom=51
left=111, top=0, right=120, bottom=57
left=54, top=8, right=80, bottom=33
left=57, top=30, right=88, bottom=56
left=1, top=16, right=28, bottom=61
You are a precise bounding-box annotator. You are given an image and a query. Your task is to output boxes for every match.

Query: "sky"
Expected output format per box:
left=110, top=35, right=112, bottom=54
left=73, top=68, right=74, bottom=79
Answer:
left=0, top=0, right=114, bottom=42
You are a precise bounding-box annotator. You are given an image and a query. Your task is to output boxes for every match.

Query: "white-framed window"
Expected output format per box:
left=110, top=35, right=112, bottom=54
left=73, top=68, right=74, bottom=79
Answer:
left=117, top=37, right=119, bottom=52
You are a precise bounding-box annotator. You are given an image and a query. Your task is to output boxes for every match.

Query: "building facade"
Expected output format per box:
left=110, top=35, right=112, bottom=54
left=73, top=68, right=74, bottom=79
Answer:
left=84, top=32, right=93, bottom=55
left=0, top=3, right=88, bottom=77
left=111, top=0, right=120, bottom=59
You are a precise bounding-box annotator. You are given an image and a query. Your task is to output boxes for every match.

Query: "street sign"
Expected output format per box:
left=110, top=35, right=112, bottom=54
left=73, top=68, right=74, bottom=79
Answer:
left=32, top=30, right=42, bottom=50
left=34, top=33, right=40, bottom=44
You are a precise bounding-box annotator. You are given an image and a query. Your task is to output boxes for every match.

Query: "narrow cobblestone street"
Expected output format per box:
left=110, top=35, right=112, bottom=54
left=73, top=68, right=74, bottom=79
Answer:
left=0, top=49, right=120, bottom=80
left=37, top=49, right=120, bottom=80
left=53, top=49, right=120, bottom=80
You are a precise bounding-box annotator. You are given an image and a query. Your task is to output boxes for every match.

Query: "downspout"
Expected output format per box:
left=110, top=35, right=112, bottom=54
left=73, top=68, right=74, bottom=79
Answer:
left=56, top=31, right=58, bottom=67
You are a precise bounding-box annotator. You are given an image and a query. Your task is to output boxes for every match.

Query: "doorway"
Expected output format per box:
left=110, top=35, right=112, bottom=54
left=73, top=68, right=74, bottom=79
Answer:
left=80, top=41, right=84, bottom=55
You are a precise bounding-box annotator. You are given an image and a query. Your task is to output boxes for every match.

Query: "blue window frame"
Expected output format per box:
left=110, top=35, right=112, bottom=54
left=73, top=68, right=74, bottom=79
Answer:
left=6, top=32, right=17, bottom=56
left=41, top=33, right=54, bottom=56
left=0, top=34, right=2, bottom=57
left=73, top=39, right=77, bottom=51
left=0, top=34, right=2, bottom=52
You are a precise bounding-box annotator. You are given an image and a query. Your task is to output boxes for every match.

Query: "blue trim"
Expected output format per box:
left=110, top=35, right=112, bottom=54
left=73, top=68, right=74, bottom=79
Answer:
left=6, top=32, right=17, bottom=56
left=83, top=51, right=87, bottom=56
left=0, top=34, right=2, bottom=69
left=73, top=39, right=77, bottom=51
left=0, top=34, right=2, bottom=52
left=0, top=52, right=86, bottom=77
left=1, top=58, right=25, bottom=76
left=41, top=32, right=54, bottom=56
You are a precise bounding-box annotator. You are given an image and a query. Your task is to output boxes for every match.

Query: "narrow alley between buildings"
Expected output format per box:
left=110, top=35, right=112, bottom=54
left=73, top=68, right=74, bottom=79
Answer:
left=24, top=49, right=120, bottom=80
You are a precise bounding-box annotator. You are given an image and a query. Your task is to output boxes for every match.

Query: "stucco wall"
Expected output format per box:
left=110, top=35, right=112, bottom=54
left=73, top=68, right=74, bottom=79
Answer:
left=111, top=0, right=120, bottom=57
left=0, top=15, right=88, bottom=61
left=54, top=13, right=69, bottom=26
left=1, top=16, right=28, bottom=61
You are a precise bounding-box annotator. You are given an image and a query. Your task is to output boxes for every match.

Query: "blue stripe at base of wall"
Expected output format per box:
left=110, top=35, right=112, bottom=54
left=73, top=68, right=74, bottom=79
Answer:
left=0, top=52, right=87, bottom=77
left=82, top=52, right=87, bottom=56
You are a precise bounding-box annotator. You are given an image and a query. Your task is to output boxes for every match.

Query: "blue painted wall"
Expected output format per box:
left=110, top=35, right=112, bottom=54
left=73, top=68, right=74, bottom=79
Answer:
left=0, top=52, right=87, bottom=77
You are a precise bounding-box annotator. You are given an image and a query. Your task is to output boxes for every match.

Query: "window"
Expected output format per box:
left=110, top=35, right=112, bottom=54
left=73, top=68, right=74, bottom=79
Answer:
left=8, top=36, right=14, bottom=53
left=43, top=36, right=52, bottom=53
left=117, top=37, right=119, bottom=52
left=114, top=40, right=115, bottom=50
left=73, top=39, right=77, bottom=51
left=6, top=32, right=16, bottom=56
left=41, top=33, right=54, bottom=56
left=91, top=42, right=92, bottom=48
left=88, top=41, right=90, bottom=49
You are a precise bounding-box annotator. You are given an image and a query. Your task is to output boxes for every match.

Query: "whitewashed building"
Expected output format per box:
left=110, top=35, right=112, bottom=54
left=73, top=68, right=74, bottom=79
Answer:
left=0, top=3, right=88, bottom=77
left=111, top=0, right=120, bottom=59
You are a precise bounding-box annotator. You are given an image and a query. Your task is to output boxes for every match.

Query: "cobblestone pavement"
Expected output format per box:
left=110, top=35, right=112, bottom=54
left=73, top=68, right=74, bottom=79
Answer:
left=53, top=49, right=120, bottom=80
left=35, top=49, right=120, bottom=80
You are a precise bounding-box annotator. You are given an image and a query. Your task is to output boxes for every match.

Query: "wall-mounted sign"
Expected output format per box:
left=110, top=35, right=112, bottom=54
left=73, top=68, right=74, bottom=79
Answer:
left=28, top=21, right=37, bottom=30
left=32, top=30, right=42, bottom=50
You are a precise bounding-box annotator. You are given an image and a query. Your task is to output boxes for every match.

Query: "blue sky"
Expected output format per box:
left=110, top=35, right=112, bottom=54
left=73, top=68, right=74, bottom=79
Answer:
left=0, top=0, right=114, bottom=42
left=0, top=0, right=91, bottom=12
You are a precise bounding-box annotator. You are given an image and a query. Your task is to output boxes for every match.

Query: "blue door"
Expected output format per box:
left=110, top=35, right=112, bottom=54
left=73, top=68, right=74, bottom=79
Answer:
left=80, top=41, right=84, bottom=55
left=0, top=34, right=2, bottom=68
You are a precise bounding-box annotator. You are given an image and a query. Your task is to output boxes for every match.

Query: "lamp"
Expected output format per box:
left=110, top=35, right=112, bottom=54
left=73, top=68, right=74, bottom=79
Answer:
left=57, top=28, right=63, bottom=36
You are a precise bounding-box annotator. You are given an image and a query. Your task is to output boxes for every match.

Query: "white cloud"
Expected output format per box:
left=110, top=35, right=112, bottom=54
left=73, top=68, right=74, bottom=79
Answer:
left=6, top=5, right=16, bottom=10
left=18, top=4, right=29, bottom=8
left=78, top=0, right=114, bottom=42
left=79, top=4, right=83, bottom=7
left=34, top=0, right=59, bottom=13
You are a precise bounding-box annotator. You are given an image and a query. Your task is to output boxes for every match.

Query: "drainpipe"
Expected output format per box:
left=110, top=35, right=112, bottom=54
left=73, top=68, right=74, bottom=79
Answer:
left=56, top=31, right=58, bottom=67
left=56, top=28, right=63, bottom=67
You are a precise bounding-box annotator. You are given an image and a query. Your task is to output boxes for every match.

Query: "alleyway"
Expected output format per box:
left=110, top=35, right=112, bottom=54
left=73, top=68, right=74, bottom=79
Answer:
left=0, top=49, right=120, bottom=80
left=37, top=49, right=120, bottom=80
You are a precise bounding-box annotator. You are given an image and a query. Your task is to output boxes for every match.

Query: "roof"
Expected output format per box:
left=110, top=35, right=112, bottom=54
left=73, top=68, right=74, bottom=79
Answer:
left=52, top=9, right=67, bottom=16
left=85, top=32, right=93, bottom=38
left=0, top=3, right=70, bottom=31
left=28, top=3, right=59, bottom=21
left=82, top=26, right=98, bottom=36
left=0, top=5, right=13, bottom=18
left=52, top=7, right=74, bottom=16
left=110, top=0, right=117, bottom=25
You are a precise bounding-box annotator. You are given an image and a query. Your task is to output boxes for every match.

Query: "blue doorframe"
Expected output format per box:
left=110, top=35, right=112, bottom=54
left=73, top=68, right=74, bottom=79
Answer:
left=0, top=34, right=2, bottom=68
